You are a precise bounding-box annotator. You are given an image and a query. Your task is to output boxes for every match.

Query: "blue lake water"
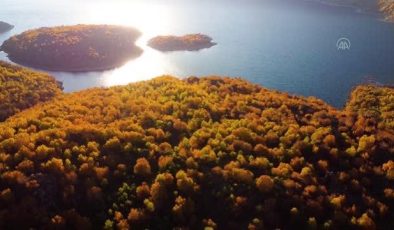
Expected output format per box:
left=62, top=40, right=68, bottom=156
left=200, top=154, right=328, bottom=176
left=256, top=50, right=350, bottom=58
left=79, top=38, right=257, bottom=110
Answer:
left=0, top=0, right=393, bottom=107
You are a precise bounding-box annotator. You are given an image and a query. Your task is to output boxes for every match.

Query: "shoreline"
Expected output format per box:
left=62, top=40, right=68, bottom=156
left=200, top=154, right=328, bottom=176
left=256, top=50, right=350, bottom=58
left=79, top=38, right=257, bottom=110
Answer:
left=148, top=34, right=217, bottom=52
left=302, top=0, right=388, bottom=22
left=2, top=53, right=392, bottom=110
left=4, top=55, right=136, bottom=73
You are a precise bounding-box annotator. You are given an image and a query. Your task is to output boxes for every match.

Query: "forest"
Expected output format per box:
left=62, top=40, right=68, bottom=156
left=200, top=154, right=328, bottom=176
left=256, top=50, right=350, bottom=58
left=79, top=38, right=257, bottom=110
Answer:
left=0, top=25, right=143, bottom=71
left=0, top=72, right=393, bottom=229
left=0, top=61, right=62, bottom=122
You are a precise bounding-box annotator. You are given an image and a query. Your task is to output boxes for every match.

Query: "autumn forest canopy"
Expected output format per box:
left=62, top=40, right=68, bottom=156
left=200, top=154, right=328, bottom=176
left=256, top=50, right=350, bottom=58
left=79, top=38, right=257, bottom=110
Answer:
left=0, top=65, right=393, bottom=229
left=0, top=61, right=62, bottom=122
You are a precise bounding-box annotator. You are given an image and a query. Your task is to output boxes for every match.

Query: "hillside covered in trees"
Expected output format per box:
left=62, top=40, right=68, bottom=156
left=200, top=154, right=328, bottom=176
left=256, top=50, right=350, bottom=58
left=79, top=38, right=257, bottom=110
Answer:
left=346, top=84, right=394, bottom=131
left=0, top=76, right=393, bottom=229
left=0, top=61, right=62, bottom=122
left=0, top=25, right=143, bottom=72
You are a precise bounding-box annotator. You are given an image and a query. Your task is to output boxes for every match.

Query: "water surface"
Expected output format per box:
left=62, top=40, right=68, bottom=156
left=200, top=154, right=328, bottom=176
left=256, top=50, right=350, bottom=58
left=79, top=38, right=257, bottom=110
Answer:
left=1, top=0, right=393, bottom=107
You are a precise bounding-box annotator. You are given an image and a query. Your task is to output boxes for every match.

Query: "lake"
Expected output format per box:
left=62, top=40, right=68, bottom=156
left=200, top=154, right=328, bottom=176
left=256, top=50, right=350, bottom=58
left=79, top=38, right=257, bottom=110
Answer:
left=1, top=0, right=393, bottom=107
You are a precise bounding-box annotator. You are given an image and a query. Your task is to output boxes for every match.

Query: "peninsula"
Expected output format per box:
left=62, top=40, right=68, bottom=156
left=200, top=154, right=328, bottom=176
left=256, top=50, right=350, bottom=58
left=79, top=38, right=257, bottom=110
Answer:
left=0, top=21, right=14, bottom=33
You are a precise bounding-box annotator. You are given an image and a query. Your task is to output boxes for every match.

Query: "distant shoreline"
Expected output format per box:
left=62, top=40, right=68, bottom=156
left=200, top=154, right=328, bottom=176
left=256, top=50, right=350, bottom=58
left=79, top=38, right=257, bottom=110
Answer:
left=302, top=0, right=386, bottom=22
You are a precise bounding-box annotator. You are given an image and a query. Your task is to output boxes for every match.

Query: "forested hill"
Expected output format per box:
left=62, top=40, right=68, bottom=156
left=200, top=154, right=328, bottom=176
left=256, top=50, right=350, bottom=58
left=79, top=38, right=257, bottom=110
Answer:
left=0, top=76, right=393, bottom=229
left=346, top=84, right=394, bottom=130
left=0, top=61, right=62, bottom=121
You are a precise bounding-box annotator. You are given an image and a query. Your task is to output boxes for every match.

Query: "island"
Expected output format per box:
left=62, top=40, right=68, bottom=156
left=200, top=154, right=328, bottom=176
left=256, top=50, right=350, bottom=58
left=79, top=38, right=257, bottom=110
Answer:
left=0, top=74, right=393, bottom=229
left=148, top=34, right=216, bottom=52
left=0, top=61, right=62, bottom=121
left=0, top=24, right=143, bottom=72
left=0, top=21, right=14, bottom=33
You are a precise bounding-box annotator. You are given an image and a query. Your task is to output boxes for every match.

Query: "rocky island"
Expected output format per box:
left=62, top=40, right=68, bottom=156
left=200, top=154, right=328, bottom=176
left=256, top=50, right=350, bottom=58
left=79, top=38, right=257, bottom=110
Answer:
left=0, top=25, right=143, bottom=72
left=148, top=34, right=216, bottom=52
left=0, top=21, right=14, bottom=33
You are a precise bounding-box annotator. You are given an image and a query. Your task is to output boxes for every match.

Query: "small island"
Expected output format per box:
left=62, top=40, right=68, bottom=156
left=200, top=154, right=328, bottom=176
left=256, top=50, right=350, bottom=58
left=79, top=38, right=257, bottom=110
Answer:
left=148, top=34, right=216, bottom=52
left=0, top=21, right=14, bottom=33
left=0, top=24, right=143, bottom=72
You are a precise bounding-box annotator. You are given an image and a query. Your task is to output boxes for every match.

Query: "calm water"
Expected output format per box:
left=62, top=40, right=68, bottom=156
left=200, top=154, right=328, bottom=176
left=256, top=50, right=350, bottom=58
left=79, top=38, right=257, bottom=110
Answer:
left=0, top=0, right=393, bottom=107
